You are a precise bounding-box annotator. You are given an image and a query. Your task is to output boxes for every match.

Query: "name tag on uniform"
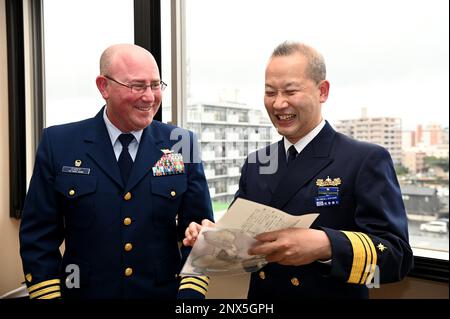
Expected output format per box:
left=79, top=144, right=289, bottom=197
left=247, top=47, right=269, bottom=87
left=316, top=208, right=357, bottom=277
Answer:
left=62, top=166, right=90, bottom=175
left=315, top=195, right=340, bottom=207
left=318, top=187, right=339, bottom=195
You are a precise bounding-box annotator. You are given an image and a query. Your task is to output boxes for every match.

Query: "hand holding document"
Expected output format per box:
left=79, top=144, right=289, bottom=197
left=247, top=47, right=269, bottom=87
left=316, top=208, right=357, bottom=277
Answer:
left=180, top=198, right=319, bottom=276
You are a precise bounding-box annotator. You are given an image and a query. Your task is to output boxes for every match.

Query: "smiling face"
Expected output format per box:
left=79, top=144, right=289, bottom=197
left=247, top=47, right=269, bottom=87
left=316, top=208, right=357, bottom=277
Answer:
left=96, top=44, right=162, bottom=132
left=264, top=52, right=329, bottom=144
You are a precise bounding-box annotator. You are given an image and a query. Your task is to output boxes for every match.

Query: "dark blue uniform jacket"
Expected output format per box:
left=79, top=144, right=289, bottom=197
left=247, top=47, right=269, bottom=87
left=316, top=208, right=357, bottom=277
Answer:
left=20, top=108, right=213, bottom=299
left=237, top=122, right=413, bottom=299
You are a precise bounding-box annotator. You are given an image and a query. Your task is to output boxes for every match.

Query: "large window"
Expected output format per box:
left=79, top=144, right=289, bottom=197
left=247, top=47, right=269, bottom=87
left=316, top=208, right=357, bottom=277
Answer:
left=172, top=0, right=449, bottom=259
left=43, top=0, right=134, bottom=127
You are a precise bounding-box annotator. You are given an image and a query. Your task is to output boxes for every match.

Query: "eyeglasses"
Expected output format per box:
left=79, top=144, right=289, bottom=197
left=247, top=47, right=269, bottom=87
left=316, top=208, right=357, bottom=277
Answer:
left=103, top=75, right=167, bottom=94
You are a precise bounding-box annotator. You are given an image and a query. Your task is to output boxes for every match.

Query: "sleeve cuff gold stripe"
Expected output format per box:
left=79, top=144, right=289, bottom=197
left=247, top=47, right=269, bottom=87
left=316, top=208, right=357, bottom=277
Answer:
left=180, top=277, right=209, bottom=290
left=37, top=291, right=61, bottom=299
left=28, top=279, right=61, bottom=293
left=359, top=233, right=377, bottom=284
left=342, top=231, right=366, bottom=284
left=354, top=232, right=373, bottom=284
left=180, top=275, right=210, bottom=285
left=178, top=283, right=207, bottom=296
left=180, top=275, right=210, bottom=283
left=29, top=285, right=60, bottom=299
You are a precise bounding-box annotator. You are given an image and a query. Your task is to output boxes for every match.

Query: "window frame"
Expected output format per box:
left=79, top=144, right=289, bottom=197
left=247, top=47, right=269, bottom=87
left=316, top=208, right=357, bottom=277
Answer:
left=134, top=0, right=162, bottom=122
left=409, top=256, right=449, bottom=283
left=6, top=0, right=26, bottom=219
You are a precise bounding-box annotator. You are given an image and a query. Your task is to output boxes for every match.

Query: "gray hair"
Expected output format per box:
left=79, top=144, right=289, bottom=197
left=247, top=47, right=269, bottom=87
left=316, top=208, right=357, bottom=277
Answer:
left=271, top=41, right=326, bottom=84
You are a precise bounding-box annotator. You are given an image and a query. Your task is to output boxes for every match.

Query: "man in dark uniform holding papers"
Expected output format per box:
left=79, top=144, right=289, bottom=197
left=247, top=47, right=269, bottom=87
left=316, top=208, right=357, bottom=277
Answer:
left=184, top=41, right=413, bottom=298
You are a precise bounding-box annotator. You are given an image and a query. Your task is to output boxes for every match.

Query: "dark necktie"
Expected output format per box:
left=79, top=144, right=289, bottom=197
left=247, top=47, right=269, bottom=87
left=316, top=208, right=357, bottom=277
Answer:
left=118, top=133, right=134, bottom=184
left=287, top=145, right=298, bottom=166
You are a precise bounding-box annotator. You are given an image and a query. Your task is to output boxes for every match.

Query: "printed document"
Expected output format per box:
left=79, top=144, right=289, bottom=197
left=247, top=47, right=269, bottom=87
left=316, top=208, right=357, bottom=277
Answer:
left=180, top=198, right=319, bottom=276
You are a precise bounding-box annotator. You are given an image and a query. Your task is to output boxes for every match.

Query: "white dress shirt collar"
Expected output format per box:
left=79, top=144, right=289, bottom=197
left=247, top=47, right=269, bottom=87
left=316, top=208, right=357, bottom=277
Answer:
left=283, top=119, right=326, bottom=157
left=103, top=106, right=143, bottom=146
left=103, top=106, right=143, bottom=161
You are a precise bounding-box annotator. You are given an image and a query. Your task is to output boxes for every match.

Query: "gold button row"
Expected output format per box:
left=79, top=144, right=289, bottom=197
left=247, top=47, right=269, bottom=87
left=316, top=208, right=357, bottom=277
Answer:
left=123, top=191, right=176, bottom=200
left=258, top=271, right=300, bottom=286
left=70, top=190, right=133, bottom=200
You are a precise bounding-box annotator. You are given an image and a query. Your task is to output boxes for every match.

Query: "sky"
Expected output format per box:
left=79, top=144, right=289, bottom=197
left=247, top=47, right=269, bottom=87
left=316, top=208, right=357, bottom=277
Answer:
left=44, top=0, right=449, bottom=131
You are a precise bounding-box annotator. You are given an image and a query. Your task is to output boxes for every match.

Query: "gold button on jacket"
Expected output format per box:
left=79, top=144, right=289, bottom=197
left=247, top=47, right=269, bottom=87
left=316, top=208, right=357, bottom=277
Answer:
left=123, top=217, right=132, bottom=226
left=124, top=243, right=133, bottom=251
left=125, top=268, right=133, bottom=277
left=290, top=277, right=300, bottom=286
left=123, top=192, right=132, bottom=200
left=259, top=271, right=266, bottom=280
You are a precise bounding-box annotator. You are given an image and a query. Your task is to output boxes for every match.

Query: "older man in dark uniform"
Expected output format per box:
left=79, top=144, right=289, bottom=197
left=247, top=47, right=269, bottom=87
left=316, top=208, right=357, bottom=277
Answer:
left=184, top=41, right=413, bottom=298
left=19, top=44, right=213, bottom=299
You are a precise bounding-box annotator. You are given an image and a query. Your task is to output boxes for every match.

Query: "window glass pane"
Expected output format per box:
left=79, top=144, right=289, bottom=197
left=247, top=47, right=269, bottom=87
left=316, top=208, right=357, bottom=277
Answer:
left=43, top=0, right=134, bottom=127
left=183, top=0, right=449, bottom=258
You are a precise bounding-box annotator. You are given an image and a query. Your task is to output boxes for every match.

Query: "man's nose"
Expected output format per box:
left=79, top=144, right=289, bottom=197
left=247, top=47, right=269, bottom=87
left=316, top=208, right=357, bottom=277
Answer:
left=272, top=92, right=289, bottom=110
left=141, top=88, right=155, bottom=102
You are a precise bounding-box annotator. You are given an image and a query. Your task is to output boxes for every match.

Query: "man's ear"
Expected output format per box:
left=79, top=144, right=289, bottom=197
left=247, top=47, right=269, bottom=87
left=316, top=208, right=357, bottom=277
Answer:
left=318, top=80, right=330, bottom=103
left=96, top=76, right=109, bottom=99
